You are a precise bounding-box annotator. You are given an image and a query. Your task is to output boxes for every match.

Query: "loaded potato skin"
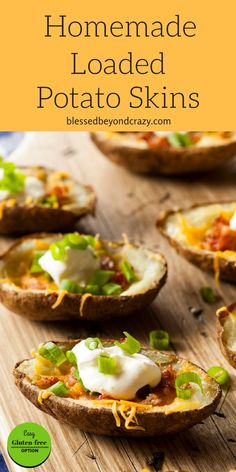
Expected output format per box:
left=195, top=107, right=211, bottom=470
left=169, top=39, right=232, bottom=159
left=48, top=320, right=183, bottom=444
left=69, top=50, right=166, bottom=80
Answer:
left=91, top=131, right=236, bottom=175
left=157, top=201, right=236, bottom=283
left=0, top=233, right=167, bottom=321
left=13, top=340, right=221, bottom=437
left=0, top=164, right=96, bottom=235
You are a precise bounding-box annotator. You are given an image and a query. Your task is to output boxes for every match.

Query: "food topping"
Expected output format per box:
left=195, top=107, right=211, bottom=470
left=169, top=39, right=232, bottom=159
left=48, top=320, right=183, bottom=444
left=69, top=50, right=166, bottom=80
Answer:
left=207, top=366, right=229, bottom=385
left=149, top=330, right=170, bottom=349
left=0, top=159, right=82, bottom=209
left=230, top=211, right=236, bottom=230
left=10, top=233, right=139, bottom=298
left=136, top=131, right=233, bottom=149
left=22, top=335, right=212, bottom=431
left=201, top=215, right=236, bottom=252
left=179, top=206, right=236, bottom=253
left=72, top=337, right=161, bottom=400
left=200, top=286, right=217, bottom=304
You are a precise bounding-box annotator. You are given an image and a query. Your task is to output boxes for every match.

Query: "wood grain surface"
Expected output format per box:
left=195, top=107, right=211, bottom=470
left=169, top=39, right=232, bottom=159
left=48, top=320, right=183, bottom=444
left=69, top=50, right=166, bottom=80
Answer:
left=0, top=132, right=236, bottom=472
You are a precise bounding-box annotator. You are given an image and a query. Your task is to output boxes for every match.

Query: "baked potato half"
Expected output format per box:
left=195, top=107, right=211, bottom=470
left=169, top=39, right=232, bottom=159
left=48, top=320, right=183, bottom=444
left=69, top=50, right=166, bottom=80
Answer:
left=217, top=304, right=236, bottom=368
left=0, top=161, right=96, bottom=234
left=157, top=201, right=236, bottom=282
left=13, top=337, right=221, bottom=437
left=0, top=232, right=167, bottom=321
left=91, top=131, right=236, bottom=175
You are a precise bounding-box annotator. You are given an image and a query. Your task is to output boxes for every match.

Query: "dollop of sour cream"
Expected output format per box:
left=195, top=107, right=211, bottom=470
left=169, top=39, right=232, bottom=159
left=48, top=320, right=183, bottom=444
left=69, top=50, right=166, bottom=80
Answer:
left=38, top=247, right=99, bottom=286
left=229, top=211, right=236, bottom=231
left=72, top=340, right=161, bottom=400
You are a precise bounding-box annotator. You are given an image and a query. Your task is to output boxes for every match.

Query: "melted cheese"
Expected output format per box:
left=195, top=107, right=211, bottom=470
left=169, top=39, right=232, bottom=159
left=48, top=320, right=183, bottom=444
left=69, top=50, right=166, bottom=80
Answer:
left=164, top=400, right=201, bottom=415
left=0, top=199, right=16, bottom=219
left=92, top=399, right=152, bottom=431
left=38, top=390, right=55, bottom=404
left=51, top=290, right=68, bottom=309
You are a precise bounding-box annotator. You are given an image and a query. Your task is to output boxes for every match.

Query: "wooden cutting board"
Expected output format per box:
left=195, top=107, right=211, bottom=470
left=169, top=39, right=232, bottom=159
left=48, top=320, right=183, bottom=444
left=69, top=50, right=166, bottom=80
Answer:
left=0, top=132, right=236, bottom=472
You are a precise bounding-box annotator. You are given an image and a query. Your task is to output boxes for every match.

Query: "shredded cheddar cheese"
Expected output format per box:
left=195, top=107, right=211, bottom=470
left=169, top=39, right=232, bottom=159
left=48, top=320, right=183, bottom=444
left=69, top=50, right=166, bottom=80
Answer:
left=80, top=293, right=92, bottom=316
left=38, top=390, right=55, bottom=404
left=0, top=199, right=16, bottom=219
left=92, top=399, right=152, bottom=431
left=25, top=196, right=33, bottom=205
left=52, top=290, right=68, bottom=309
left=165, top=400, right=201, bottom=415
left=35, top=240, right=50, bottom=250
left=178, top=214, right=208, bottom=246
left=112, top=401, right=121, bottom=427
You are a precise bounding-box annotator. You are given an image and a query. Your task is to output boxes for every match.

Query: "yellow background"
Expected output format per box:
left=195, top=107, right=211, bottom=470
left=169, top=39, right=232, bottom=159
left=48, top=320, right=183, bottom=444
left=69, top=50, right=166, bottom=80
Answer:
left=0, top=0, right=235, bottom=130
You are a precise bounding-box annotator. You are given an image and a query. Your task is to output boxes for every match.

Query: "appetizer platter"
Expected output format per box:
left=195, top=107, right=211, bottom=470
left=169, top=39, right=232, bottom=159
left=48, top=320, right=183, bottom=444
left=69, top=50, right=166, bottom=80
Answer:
left=0, top=132, right=235, bottom=472
left=14, top=335, right=221, bottom=436
left=0, top=159, right=95, bottom=234
left=91, top=131, right=236, bottom=175
left=0, top=232, right=167, bottom=320
left=217, top=303, right=236, bottom=368
left=157, top=201, right=236, bottom=282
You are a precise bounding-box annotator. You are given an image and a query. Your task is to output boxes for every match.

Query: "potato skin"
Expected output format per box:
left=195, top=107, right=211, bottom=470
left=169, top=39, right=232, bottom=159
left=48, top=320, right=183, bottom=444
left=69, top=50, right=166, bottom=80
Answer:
left=0, top=234, right=167, bottom=321
left=157, top=204, right=236, bottom=283
left=13, top=344, right=221, bottom=437
left=0, top=165, right=96, bottom=235
left=91, top=132, right=236, bottom=175
left=217, top=304, right=236, bottom=368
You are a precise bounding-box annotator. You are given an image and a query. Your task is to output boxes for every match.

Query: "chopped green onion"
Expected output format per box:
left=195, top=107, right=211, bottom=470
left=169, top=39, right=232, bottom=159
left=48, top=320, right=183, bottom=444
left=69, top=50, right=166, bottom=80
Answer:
left=73, top=369, right=89, bottom=391
left=30, top=252, right=44, bottom=273
left=89, top=270, right=114, bottom=287
left=115, top=332, right=140, bottom=355
left=200, top=287, right=217, bottom=304
left=168, top=132, right=193, bottom=148
left=66, top=350, right=77, bottom=367
left=98, top=354, right=118, bottom=375
left=38, top=342, right=66, bottom=366
left=59, top=279, right=83, bottom=294
left=0, top=160, right=26, bottom=194
left=83, top=235, right=97, bottom=248
left=85, top=337, right=103, bottom=350
left=102, top=283, right=122, bottom=296
left=50, top=241, right=66, bottom=260
left=85, top=284, right=100, bottom=295
left=207, top=366, right=229, bottom=385
left=120, top=261, right=137, bottom=283
left=149, top=330, right=170, bottom=349
left=175, top=372, right=203, bottom=399
left=48, top=381, right=69, bottom=397
left=64, top=233, right=88, bottom=250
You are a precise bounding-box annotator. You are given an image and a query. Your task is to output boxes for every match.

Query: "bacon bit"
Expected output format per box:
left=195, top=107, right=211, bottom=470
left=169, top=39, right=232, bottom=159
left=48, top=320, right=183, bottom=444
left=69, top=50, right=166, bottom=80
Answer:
left=201, top=215, right=236, bottom=252
left=112, top=271, right=129, bottom=290
left=33, top=376, right=59, bottom=388
left=49, top=184, right=70, bottom=206
left=137, top=132, right=169, bottom=149
left=141, top=365, right=176, bottom=406
left=67, top=375, right=77, bottom=387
